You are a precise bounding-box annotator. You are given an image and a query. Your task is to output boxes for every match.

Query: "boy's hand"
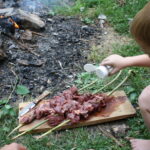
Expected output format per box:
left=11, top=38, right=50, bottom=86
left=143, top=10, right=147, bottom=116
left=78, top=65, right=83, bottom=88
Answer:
left=0, top=143, right=27, bottom=150
left=100, top=54, right=126, bottom=75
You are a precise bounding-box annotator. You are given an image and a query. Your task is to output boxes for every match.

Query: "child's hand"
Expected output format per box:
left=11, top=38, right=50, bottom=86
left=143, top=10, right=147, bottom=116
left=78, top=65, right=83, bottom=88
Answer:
left=0, top=143, right=27, bottom=150
left=100, top=54, right=127, bottom=75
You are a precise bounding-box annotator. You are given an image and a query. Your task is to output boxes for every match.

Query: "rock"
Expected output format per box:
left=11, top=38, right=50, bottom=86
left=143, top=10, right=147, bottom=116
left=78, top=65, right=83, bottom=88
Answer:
left=47, top=18, right=53, bottom=23
left=81, top=25, right=89, bottom=30
left=52, top=32, right=59, bottom=36
left=47, top=79, right=51, bottom=84
left=98, top=14, right=107, bottom=28
left=112, top=124, right=129, bottom=136
left=20, top=29, right=32, bottom=41
left=0, top=48, right=7, bottom=60
left=80, top=7, right=85, bottom=12
left=98, top=14, right=107, bottom=20
left=40, top=86, right=45, bottom=92
left=17, top=59, right=45, bottom=67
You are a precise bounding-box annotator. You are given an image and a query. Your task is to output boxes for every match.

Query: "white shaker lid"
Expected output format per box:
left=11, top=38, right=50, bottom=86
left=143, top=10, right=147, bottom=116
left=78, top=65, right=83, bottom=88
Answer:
left=96, top=66, right=109, bottom=78
left=84, top=64, right=97, bottom=73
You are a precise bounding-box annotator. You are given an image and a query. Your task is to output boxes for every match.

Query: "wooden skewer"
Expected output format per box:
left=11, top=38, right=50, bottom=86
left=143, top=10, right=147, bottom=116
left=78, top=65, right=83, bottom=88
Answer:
left=36, top=71, right=132, bottom=139
left=9, top=89, right=51, bottom=136
left=37, top=120, right=70, bottom=139
left=8, top=124, right=23, bottom=137
left=79, top=79, right=98, bottom=92
left=79, top=70, right=122, bottom=93
left=108, top=70, right=132, bottom=96
left=12, top=119, right=49, bottom=140
left=93, top=70, right=122, bottom=94
left=31, top=31, right=47, bottom=37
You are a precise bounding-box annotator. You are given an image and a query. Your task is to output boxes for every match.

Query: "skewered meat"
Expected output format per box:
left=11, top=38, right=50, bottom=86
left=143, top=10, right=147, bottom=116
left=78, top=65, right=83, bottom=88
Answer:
left=19, top=86, right=114, bottom=126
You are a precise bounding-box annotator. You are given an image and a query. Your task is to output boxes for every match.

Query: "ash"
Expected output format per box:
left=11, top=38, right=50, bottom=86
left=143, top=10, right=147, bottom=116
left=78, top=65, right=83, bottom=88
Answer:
left=0, top=16, right=102, bottom=102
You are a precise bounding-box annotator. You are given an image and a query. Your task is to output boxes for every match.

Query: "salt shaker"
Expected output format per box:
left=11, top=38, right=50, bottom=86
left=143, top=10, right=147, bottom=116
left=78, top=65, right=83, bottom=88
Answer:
left=84, top=64, right=113, bottom=78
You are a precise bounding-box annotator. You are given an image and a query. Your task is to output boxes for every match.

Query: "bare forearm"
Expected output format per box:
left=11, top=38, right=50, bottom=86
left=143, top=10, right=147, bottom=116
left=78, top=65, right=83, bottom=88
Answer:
left=123, top=54, right=150, bottom=68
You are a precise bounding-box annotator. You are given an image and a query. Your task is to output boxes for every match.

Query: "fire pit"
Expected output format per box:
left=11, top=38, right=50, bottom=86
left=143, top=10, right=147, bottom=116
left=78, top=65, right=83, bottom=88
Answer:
left=0, top=0, right=102, bottom=103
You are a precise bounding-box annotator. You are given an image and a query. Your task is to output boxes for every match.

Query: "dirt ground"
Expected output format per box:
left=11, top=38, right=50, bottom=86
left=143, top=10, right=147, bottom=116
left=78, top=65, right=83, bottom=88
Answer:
left=0, top=15, right=102, bottom=102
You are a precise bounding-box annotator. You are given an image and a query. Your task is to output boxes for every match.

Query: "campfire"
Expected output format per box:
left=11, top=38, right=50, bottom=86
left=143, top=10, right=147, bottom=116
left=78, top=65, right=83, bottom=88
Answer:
left=0, top=15, right=20, bottom=34
left=0, top=1, right=101, bottom=106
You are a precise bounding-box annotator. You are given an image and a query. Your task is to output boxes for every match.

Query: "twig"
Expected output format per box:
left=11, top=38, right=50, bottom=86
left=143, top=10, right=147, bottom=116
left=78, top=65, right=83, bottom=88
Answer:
left=3, top=33, right=40, bottom=56
left=93, top=70, right=122, bottom=94
left=31, top=31, right=47, bottom=37
left=15, top=40, right=40, bottom=57
left=108, top=70, right=132, bottom=96
left=8, top=68, right=19, bottom=100
left=34, top=89, right=51, bottom=102
left=79, top=79, right=98, bottom=92
left=37, top=120, right=70, bottom=139
left=98, top=126, right=124, bottom=147
left=12, top=119, right=49, bottom=140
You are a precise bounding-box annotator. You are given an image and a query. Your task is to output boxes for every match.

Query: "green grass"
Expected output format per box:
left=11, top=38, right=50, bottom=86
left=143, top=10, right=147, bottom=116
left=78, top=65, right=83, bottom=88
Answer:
left=56, top=0, right=149, bottom=34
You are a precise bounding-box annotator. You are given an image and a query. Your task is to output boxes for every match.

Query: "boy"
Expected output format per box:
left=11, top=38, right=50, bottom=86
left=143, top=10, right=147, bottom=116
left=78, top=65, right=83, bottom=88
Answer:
left=101, top=2, right=150, bottom=150
left=0, top=143, right=26, bottom=150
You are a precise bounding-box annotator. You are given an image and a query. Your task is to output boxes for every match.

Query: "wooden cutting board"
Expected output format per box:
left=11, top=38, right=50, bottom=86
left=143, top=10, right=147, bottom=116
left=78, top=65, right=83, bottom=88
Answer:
left=18, top=91, right=136, bottom=133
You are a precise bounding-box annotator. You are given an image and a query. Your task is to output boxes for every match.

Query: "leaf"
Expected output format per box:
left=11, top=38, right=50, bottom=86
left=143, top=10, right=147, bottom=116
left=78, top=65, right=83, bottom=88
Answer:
left=126, top=86, right=135, bottom=94
left=0, top=111, right=3, bottom=118
left=5, top=105, right=12, bottom=110
left=129, top=92, right=138, bottom=102
left=9, top=110, right=16, bottom=116
left=16, top=85, right=30, bottom=95
left=3, top=127, right=10, bottom=132
left=0, top=99, right=9, bottom=105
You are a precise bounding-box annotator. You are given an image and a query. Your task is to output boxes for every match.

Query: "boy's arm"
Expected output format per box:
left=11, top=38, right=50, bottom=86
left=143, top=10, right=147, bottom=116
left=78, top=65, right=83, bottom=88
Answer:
left=101, top=54, right=150, bottom=75
left=124, top=54, right=150, bottom=67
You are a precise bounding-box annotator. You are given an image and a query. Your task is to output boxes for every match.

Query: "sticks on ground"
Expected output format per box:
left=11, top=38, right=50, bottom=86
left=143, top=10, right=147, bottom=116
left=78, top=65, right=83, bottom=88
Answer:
left=98, top=126, right=124, bottom=147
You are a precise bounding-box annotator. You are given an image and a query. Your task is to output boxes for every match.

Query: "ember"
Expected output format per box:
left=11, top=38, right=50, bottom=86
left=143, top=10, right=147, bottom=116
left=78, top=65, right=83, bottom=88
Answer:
left=0, top=15, right=20, bottom=33
left=19, top=86, right=114, bottom=126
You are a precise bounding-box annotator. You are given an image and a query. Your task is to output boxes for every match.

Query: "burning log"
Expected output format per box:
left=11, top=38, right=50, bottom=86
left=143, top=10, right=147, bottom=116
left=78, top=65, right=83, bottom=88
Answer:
left=0, top=15, right=20, bottom=34
left=0, top=8, right=45, bottom=31
left=16, top=9, right=45, bottom=30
